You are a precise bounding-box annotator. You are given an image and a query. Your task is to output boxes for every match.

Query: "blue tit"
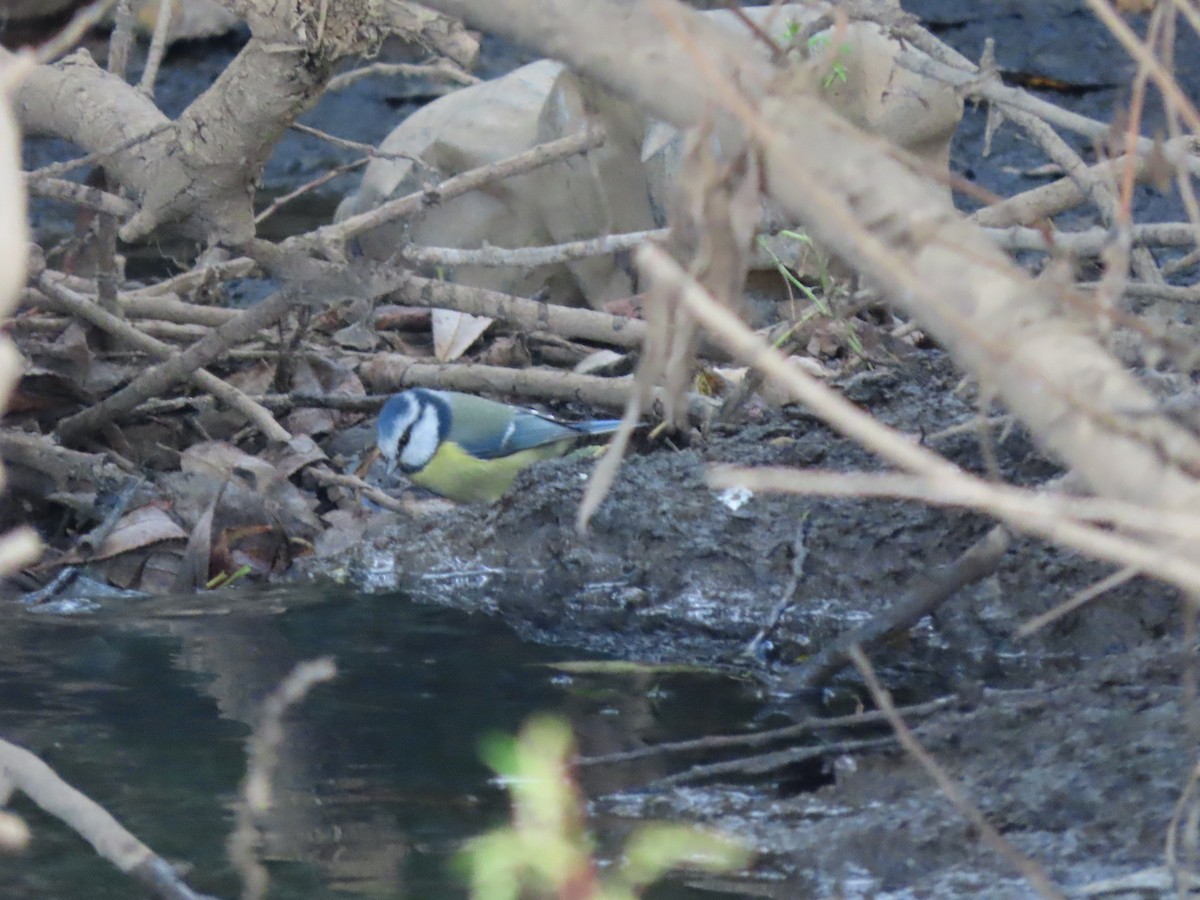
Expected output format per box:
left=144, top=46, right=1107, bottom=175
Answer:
left=376, top=388, right=622, bottom=503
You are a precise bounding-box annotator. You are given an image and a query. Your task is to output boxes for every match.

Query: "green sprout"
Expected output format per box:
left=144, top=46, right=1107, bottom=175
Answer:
left=806, top=34, right=850, bottom=88
left=783, top=21, right=852, bottom=89
left=459, top=715, right=750, bottom=900
left=206, top=564, right=253, bottom=590
left=759, top=230, right=864, bottom=358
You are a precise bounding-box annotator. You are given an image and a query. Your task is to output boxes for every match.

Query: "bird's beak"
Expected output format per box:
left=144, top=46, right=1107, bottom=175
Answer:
left=385, top=457, right=397, bottom=476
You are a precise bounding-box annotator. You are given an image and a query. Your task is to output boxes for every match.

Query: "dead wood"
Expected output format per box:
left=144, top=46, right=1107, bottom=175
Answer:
left=55, top=284, right=296, bottom=444
left=0, top=430, right=125, bottom=487
left=9, top=1, right=478, bottom=243
left=362, top=351, right=715, bottom=421
left=376, top=269, right=646, bottom=349
left=781, top=525, right=1011, bottom=690
left=417, top=0, right=1200, bottom=536
left=34, top=275, right=291, bottom=443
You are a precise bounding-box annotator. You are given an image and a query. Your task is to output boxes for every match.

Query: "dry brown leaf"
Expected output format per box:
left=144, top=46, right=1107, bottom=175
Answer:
left=176, top=442, right=322, bottom=539
left=75, top=505, right=188, bottom=563
left=374, top=305, right=432, bottom=332
left=138, top=548, right=187, bottom=595
left=263, top=435, right=328, bottom=479
left=283, top=358, right=366, bottom=436
left=332, top=320, right=379, bottom=351
left=432, top=308, right=493, bottom=361
left=173, top=493, right=218, bottom=593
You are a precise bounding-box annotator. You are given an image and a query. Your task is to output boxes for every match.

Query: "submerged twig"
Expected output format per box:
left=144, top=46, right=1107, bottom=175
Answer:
left=781, top=525, right=1010, bottom=690
left=579, top=696, right=954, bottom=767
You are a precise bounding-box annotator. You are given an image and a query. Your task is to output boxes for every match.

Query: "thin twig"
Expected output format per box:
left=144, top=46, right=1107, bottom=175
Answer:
left=55, top=283, right=295, bottom=444
left=96, top=0, right=136, bottom=326
left=34, top=0, right=119, bottom=64
left=708, top=468, right=1200, bottom=548
left=1015, top=566, right=1139, bottom=638
left=255, top=158, right=368, bottom=225
left=647, top=736, right=897, bottom=787
left=579, top=696, right=954, bottom=767
left=308, top=466, right=405, bottom=512
left=288, top=122, right=426, bottom=163
left=137, top=0, right=175, bottom=98
left=1084, top=0, right=1200, bottom=135
left=36, top=276, right=292, bottom=444
left=325, top=59, right=480, bottom=92
left=849, top=646, right=1067, bottom=900
left=121, top=258, right=259, bottom=303
left=295, top=127, right=607, bottom=251
left=743, top=515, right=810, bottom=659
left=398, top=228, right=666, bottom=268
left=26, top=122, right=175, bottom=183
left=27, top=178, right=138, bottom=218
left=370, top=267, right=647, bottom=349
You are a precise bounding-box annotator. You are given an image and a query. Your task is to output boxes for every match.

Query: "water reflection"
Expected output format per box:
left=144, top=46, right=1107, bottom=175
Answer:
left=0, top=585, right=763, bottom=900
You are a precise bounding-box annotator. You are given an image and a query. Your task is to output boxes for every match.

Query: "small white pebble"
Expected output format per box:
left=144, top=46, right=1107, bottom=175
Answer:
left=718, top=486, right=753, bottom=511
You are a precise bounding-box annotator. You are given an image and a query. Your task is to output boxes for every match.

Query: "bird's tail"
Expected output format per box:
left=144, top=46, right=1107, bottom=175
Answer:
left=573, top=419, right=623, bottom=436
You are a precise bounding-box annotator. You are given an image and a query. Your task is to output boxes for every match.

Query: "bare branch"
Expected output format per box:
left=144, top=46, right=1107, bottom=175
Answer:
left=0, top=738, right=222, bottom=900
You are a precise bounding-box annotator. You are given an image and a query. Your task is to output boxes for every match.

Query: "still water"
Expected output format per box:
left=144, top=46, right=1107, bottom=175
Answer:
left=0, top=585, right=764, bottom=899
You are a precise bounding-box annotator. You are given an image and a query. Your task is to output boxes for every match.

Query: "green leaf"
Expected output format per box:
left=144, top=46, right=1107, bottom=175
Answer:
left=619, top=824, right=751, bottom=889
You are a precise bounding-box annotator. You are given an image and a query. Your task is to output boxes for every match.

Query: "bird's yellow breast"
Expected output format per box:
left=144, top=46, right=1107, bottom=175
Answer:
left=409, top=439, right=574, bottom=503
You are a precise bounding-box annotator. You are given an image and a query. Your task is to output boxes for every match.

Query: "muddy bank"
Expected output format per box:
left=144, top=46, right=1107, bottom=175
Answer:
left=306, top=346, right=1171, bottom=685
left=604, top=640, right=1191, bottom=897
left=298, top=342, right=1183, bottom=895
left=308, top=350, right=1184, bottom=895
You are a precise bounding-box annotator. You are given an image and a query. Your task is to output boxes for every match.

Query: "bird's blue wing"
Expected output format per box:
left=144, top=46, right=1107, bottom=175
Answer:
left=440, top=392, right=622, bottom=460
left=457, top=410, right=580, bottom=459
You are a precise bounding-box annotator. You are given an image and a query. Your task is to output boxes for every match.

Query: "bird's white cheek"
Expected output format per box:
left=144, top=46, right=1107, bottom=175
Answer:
left=400, top=405, right=441, bottom=470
